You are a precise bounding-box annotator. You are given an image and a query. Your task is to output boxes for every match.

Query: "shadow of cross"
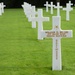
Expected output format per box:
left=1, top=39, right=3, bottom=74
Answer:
left=41, top=16, right=73, bottom=70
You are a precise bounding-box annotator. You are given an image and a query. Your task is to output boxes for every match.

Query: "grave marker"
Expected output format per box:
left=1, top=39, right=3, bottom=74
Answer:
left=68, top=1, right=73, bottom=6
left=29, top=6, right=37, bottom=28
left=44, top=1, right=49, bottom=12
left=22, top=2, right=29, bottom=13
left=49, top=2, right=55, bottom=14
left=54, top=2, right=62, bottom=16
left=22, top=2, right=31, bottom=17
left=63, top=3, right=73, bottom=21
left=30, top=9, right=49, bottom=40
left=1, top=2, right=6, bottom=13
left=22, top=2, right=37, bottom=28
left=24, top=4, right=32, bottom=18
left=41, top=16, right=73, bottom=70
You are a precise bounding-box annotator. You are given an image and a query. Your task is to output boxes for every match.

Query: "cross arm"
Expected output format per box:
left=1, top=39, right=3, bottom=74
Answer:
left=41, top=30, right=73, bottom=38
left=29, top=17, right=49, bottom=22
left=61, top=30, right=73, bottom=38
left=44, top=4, right=49, bottom=6
left=63, top=8, right=73, bottom=11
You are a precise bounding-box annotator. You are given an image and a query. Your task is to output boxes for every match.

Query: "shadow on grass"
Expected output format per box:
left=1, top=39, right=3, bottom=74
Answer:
left=62, top=66, right=75, bottom=71
left=0, top=66, right=52, bottom=71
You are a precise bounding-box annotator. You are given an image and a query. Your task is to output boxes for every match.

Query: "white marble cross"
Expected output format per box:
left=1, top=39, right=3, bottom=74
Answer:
left=68, top=1, right=73, bottom=6
left=22, top=2, right=37, bottom=28
left=23, top=3, right=32, bottom=18
left=30, top=9, right=49, bottom=40
left=41, top=16, right=73, bottom=70
left=29, top=6, right=37, bottom=28
left=44, top=1, right=49, bottom=12
left=22, top=2, right=31, bottom=17
left=22, top=2, right=28, bottom=11
left=48, top=2, right=55, bottom=14
left=22, top=2, right=28, bottom=14
left=1, top=2, right=6, bottom=13
left=25, top=6, right=32, bottom=18
left=0, top=3, right=2, bottom=15
left=54, top=2, right=62, bottom=16
left=63, top=3, right=73, bottom=21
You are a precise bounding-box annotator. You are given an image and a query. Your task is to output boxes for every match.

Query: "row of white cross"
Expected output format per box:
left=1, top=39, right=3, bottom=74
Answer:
left=44, top=1, right=73, bottom=21
left=22, top=2, right=73, bottom=70
left=0, top=2, right=6, bottom=16
left=22, top=2, right=37, bottom=28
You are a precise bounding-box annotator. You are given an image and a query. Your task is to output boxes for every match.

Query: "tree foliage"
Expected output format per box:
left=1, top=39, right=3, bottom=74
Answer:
left=0, top=0, right=74, bottom=8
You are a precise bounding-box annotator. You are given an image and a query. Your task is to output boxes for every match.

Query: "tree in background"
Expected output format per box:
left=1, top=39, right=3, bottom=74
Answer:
left=0, top=0, right=74, bottom=8
left=56, top=0, right=60, bottom=2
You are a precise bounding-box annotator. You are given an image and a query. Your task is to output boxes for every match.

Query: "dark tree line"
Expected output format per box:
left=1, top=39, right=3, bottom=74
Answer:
left=0, top=0, right=74, bottom=8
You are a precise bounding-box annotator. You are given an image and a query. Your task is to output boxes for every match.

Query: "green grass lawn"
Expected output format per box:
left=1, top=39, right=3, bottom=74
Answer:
left=0, top=7, right=75, bottom=75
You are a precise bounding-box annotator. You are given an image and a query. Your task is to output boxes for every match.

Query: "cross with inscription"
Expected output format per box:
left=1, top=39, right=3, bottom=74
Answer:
left=54, top=2, right=62, bottom=16
left=41, top=16, right=73, bottom=70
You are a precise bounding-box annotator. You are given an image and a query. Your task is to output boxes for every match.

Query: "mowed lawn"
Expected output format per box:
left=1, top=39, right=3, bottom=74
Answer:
left=0, top=7, right=75, bottom=75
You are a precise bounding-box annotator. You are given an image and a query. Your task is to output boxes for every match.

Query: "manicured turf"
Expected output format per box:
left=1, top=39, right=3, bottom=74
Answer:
left=0, top=7, right=75, bottom=75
